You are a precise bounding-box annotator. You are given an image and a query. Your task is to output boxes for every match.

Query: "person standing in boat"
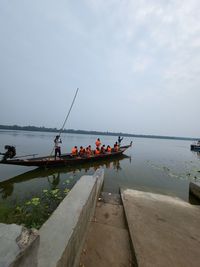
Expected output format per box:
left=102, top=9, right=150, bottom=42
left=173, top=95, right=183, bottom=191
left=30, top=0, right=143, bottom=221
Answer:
left=54, top=135, right=62, bottom=159
left=95, top=138, right=101, bottom=148
left=118, top=136, right=123, bottom=146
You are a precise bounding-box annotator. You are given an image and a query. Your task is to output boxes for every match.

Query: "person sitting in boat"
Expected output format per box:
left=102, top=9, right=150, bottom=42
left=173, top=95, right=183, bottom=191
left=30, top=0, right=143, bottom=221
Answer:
left=88, top=145, right=93, bottom=155
left=100, top=145, right=106, bottom=153
left=106, top=145, right=112, bottom=153
left=95, top=138, right=101, bottom=148
left=71, top=146, right=78, bottom=156
left=85, top=146, right=92, bottom=157
left=95, top=147, right=101, bottom=155
left=114, top=142, right=119, bottom=152
left=2, top=145, right=16, bottom=161
left=79, top=146, right=85, bottom=157
left=88, top=145, right=94, bottom=156
left=54, top=135, right=62, bottom=159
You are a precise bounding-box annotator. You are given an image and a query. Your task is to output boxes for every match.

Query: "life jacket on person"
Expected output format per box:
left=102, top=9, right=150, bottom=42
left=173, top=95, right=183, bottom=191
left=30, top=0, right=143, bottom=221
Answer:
left=95, top=138, right=101, bottom=148
left=100, top=145, right=105, bottom=153
left=71, top=146, right=78, bottom=156
left=79, top=146, right=85, bottom=156
left=95, top=147, right=100, bottom=155
left=88, top=145, right=93, bottom=156
left=114, top=143, right=119, bottom=152
left=106, top=146, right=112, bottom=153
left=85, top=147, right=91, bottom=157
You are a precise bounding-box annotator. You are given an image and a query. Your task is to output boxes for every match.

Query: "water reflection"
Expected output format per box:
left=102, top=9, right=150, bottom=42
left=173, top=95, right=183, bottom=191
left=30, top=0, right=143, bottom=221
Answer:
left=0, top=154, right=130, bottom=199
left=47, top=173, right=60, bottom=190
left=0, top=183, right=13, bottom=199
left=191, top=151, right=200, bottom=159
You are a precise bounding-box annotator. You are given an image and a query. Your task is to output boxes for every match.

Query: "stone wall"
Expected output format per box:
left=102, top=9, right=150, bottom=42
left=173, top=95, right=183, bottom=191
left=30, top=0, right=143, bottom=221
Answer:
left=0, top=169, right=104, bottom=267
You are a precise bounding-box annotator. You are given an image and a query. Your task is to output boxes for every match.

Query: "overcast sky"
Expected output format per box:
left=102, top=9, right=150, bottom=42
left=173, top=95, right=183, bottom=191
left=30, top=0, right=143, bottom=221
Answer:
left=0, top=0, right=200, bottom=138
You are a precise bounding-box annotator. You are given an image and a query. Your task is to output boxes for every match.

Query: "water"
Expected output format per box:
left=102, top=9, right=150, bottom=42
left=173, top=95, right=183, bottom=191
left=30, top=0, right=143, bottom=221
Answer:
left=0, top=130, right=200, bottom=221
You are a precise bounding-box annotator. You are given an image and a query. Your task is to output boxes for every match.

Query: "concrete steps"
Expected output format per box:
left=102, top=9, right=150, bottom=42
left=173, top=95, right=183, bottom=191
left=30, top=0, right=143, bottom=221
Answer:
left=81, top=188, right=200, bottom=267
left=79, top=192, right=135, bottom=267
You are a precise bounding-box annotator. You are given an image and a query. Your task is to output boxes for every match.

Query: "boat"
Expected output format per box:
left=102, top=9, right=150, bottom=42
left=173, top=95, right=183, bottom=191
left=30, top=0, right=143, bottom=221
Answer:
left=0, top=154, right=130, bottom=199
left=191, top=141, right=200, bottom=151
left=0, top=143, right=132, bottom=168
left=0, top=154, right=129, bottom=185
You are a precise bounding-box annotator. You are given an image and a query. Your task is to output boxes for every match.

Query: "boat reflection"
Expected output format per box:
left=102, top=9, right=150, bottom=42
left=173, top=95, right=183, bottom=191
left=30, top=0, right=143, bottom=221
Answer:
left=47, top=173, right=60, bottom=190
left=191, top=151, right=200, bottom=159
left=0, top=154, right=131, bottom=199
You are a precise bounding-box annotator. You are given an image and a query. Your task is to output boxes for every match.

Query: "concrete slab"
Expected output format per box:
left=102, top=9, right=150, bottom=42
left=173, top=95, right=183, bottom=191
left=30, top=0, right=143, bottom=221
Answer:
left=80, top=222, right=132, bottom=267
left=94, top=202, right=126, bottom=229
left=0, top=224, right=23, bottom=267
left=80, top=200, right=134, bottom=267
left=0, top=224, right=39, bottom=267
left=121, top=189, right=200, bottom=267
left=100, top=192, right=122, bottom=205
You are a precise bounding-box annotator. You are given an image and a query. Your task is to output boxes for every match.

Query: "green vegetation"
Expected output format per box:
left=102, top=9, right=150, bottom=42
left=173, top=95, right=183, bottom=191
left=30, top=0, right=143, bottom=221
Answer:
left=0, top=124, right=199, bottom=140
left=0, top=187, right=69, bottom=229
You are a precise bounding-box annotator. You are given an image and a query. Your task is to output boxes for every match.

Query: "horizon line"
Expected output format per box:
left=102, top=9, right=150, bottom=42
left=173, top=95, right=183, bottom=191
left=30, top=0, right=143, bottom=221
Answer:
left=0, top=124, right=199, bottom=141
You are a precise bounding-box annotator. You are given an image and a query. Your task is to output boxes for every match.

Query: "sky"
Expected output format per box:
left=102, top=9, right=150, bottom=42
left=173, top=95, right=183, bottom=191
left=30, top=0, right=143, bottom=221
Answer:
left=0, top=0, right=200, bottom=138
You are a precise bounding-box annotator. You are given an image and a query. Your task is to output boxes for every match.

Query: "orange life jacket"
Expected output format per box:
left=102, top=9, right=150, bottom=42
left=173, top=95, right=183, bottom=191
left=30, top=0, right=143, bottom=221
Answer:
left=79, top=148, right=85, bottom=155
left=95, top=140, right=101, bottom=147
left=114, top=145, right=119, bottom=152
left=107, top=147, right=112, bottom=152
left=95, top=149, right=100, bottom=155
left=86, top=148, right=91, bottom=156
left=71, top=147, right=77, bottom=155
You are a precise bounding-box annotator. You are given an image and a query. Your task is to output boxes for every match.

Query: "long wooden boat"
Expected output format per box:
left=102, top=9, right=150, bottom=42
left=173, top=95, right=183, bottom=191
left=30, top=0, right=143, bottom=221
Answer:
left=0, top=143, right=132, bottom=168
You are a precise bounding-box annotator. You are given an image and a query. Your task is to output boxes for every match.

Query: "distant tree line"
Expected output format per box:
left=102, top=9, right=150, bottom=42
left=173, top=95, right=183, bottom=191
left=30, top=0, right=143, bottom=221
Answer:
left=0, top=124, right=198, bottom=141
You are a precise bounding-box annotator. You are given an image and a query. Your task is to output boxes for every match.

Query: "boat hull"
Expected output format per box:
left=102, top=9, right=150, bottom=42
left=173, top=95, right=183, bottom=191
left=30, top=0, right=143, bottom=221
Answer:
left=0, top=144, right=132, bottom=168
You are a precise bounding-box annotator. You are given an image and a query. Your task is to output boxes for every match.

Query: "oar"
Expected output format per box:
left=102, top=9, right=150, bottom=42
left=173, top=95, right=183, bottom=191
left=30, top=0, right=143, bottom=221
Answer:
left=14, top=154, right=38, bottom=158
left=49, top=88, right=79, bottom=158
left=58, top=88, right=79, bottom=137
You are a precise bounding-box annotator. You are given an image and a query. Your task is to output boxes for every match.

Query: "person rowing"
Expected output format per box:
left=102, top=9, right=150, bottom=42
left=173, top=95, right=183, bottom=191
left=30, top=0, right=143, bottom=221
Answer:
left=2, top=145, right=16, bottom=161
left=54, top=135, right=62, bottom=159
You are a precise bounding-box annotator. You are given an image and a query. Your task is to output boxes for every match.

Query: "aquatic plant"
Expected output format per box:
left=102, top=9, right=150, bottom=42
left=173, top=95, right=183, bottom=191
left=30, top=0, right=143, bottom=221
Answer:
left=0, top=187, right=70, bottom=229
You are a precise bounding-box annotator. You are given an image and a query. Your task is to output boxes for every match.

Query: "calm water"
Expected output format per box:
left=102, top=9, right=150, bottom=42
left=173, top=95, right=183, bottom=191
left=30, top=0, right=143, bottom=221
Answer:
left=0, top=130, right=200, bottom=211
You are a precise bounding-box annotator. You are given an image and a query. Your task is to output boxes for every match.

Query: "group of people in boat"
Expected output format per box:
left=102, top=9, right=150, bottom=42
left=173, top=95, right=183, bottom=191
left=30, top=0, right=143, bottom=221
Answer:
left=70, top=137, right=122, bottom=158
left=54, top=136, right=124, bottom=159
